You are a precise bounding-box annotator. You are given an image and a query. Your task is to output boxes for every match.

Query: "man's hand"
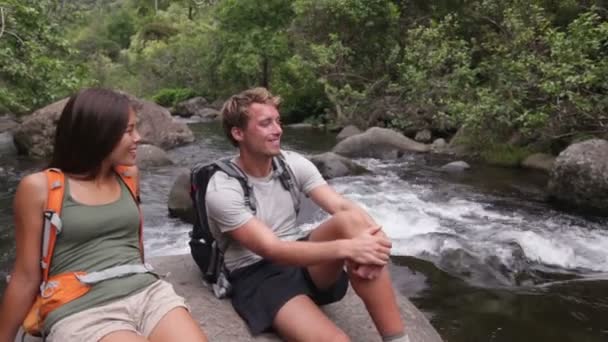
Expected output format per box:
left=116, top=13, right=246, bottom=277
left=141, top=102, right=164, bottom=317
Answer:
left=345, top=226, right=392, bottom=266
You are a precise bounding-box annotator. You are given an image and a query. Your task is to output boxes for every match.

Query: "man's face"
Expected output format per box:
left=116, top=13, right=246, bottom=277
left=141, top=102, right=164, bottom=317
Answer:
left=234, top=102, right=282, bottom=157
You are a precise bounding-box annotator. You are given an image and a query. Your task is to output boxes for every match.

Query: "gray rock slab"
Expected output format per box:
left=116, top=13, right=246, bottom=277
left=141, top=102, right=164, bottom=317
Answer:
left=16, top=255, right=443, bottom=342
left=333, top=127, right=430, bottom=159
left=151, top=255, right=443, bottom=342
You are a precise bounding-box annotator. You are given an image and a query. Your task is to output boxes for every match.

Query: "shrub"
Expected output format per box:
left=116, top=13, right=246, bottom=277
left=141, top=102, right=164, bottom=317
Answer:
left=151, top=88, right=196, bottom=107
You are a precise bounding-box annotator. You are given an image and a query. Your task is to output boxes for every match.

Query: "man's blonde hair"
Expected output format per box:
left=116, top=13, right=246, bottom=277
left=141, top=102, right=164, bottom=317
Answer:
left=221, top=87, right=281, bottom=147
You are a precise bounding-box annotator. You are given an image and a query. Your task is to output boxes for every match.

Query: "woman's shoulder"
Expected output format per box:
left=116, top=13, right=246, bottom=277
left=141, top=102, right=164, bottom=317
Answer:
left=18, top=171, right=48, bottom=192
left=15, top=171, right=49, bottom=208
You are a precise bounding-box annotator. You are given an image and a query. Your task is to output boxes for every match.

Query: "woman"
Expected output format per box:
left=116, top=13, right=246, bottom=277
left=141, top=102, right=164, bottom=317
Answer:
left=0, top=88, right=207, bottom=342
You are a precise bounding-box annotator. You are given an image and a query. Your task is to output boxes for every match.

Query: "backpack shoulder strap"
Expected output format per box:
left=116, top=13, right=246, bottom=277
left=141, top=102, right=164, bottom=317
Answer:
left=214, top=159, right=256, bottom=213
left=41, top=168, right=65, bottom=283
left=273, top=153, right=300, bottom=215
left=114, top=165, right=144, bottom=262
left=114, top=165, right=139, bottom=203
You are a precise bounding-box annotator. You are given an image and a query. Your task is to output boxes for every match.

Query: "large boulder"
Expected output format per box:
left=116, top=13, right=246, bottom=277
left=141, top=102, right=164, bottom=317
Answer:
left=521, top=153, right=555, bottom=173
left=333, top=127, right=430, bottom=159
left=174, top=97, right=209, bottom=118
left=168, top=168, right=194, bottom=224
left=154, top=255, right=443, bottom=342
left=13, top=94, right=194, bottom=159
left=12, top=98, right=67, bottom=158
left=548, top=139, right=608, bottom=214
left=309, top=152, right=368, bottom=179
left=136, top=144, right=173, bottom=169
left=130, top=95, right=194, bottom=149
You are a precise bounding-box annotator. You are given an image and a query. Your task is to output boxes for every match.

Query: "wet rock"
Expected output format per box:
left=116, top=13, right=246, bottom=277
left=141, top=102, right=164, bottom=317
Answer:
left=0, top=132, right=17, bottom=155
left=548, top=139, right=608, bottom=215
left=12, top=93, right=194, bottom=159
left=210, top=98, right=225, bottom=110
left=286, top=123, right=316, bottom=129
left=137, top=144, right=173, bottom=169
left=0, top=114, right=18, bottom=132
left=333, top=127, right=430, bottom=159
left=415, top=129, right=432, bottom=143
left=309, top=152, right=368, bottom=179
left=447, top=126, right=473, bottom=156
left=441, top=161, right=470, bottom=172
left=174, top=97, right=209, bottom=118
left=168, top=168, right=194, bottom=224
left=431, top=138, right=447, bottom=153
left=197, top=108, right=221, bottom=121
left=521, top=153, right=555, bottom=173
left=336, top=125, right=362, bottom=141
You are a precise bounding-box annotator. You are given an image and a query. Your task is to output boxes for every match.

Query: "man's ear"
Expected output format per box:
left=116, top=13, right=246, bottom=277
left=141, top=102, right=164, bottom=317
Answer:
left=231, top=126, right=244, bottom=142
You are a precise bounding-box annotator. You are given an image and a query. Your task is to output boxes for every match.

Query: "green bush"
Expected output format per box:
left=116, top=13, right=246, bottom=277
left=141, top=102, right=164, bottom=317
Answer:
left=151, top=88, right=196, bottom=107
left=479, top=144, right=533, bottom=167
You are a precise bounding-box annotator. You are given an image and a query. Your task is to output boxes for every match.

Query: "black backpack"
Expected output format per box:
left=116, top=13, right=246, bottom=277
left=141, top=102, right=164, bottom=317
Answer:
left=189, top=154, right=300, bottom=298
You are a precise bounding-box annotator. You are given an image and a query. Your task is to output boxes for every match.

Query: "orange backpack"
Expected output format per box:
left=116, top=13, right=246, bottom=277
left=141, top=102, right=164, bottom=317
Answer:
left=22, top=166, right=144, bottom=336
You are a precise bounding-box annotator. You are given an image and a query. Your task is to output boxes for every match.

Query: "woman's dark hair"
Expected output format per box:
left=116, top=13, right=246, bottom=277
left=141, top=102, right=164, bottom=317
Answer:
left=49, top=88, right=133, bottom=178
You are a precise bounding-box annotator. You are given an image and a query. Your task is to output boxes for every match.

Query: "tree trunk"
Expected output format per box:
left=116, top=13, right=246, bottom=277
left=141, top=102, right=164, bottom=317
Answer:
left=261, top=56, right=269, bottom=89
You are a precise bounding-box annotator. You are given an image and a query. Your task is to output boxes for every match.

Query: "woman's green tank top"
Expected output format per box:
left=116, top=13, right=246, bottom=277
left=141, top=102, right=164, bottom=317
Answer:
left=44, top=176, right=157, bottom=333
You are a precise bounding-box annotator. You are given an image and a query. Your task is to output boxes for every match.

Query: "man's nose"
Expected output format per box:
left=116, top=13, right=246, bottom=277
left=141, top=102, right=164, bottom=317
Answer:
left=273, top=121, right=282, bottom=134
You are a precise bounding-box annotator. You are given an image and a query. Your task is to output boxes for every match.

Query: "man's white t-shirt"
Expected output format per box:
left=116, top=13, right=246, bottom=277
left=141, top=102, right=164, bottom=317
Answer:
left=205, top=150, right=326, bottom=272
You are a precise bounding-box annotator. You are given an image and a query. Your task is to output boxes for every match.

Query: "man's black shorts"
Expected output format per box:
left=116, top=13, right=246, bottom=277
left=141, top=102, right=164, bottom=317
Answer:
left=229, top=259, right=349, bottom=335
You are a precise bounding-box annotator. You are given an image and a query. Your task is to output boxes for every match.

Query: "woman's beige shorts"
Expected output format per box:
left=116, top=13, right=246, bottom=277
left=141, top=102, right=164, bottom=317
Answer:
left=47, top=280, right=189, bottom=342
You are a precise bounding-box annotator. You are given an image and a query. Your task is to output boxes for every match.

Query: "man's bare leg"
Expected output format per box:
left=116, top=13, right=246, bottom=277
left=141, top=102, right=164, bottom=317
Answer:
left=273, top=295, right=349, bottom=342
left=307, top=210, right=405, bottom=338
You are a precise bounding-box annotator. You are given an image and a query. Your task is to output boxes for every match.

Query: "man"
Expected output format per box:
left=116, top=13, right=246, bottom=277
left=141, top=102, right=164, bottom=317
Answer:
left=205, top=87, right=409, bottom=342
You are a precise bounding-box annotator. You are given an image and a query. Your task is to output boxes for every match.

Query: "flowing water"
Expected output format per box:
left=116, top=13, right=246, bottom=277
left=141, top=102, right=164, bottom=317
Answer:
left=1, top=121, right=607, bottom=342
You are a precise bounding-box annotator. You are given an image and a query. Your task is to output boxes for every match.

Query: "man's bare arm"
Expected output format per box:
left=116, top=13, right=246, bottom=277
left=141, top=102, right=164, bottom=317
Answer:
left=228, top=217, right=391, bottom=267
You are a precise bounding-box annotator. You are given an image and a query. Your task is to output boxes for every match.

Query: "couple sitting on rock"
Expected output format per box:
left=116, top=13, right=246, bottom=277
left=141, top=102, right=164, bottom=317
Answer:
left=0, top=87, right=410, bottom=342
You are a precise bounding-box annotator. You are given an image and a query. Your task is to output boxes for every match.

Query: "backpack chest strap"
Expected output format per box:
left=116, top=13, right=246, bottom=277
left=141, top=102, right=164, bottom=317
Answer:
left=75, top=263, right=154, bottom=285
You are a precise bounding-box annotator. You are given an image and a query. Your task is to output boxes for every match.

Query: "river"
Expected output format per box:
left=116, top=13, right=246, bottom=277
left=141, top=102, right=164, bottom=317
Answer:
left=1, top=121, right=607, bottom=342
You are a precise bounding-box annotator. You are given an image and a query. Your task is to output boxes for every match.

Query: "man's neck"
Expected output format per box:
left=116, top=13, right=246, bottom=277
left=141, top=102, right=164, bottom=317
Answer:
left=237, top=151, right=273, bottom=178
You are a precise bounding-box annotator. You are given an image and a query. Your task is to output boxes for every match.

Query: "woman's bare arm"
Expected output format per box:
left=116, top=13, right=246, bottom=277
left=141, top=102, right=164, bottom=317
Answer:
left=0, top=173, right=47, bottom=342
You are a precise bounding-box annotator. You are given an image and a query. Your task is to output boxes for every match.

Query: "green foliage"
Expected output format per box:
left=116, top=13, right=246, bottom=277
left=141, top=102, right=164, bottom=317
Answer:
left=139, top=21, right=178, bottom=42
left=152, top=88, right=196, bottom=107
left=213, top=0, right=294, bottom=89
left=479, top=144, right=533, bottom=167
left=0, top=0, right=89, bottom=114
left=106, top=9, right=136, bottom=49
left=4, top=0, right=606, bottom=156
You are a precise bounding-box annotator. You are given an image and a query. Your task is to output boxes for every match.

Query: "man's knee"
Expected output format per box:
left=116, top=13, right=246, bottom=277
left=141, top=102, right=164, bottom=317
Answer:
left=331, top=209, right=369, bottom=237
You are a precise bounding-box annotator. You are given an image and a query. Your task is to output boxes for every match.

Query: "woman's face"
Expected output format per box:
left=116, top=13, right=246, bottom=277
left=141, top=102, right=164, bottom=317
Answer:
left=107, top=108, right=141, bottom=166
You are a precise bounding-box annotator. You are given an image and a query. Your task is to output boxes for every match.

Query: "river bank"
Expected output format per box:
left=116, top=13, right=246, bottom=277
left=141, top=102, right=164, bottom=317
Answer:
left=2, top=121, right=607, bottom=342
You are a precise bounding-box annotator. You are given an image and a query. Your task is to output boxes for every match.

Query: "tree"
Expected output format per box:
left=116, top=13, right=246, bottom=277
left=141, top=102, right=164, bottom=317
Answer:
left=0, top=0, right=87, bottom=114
